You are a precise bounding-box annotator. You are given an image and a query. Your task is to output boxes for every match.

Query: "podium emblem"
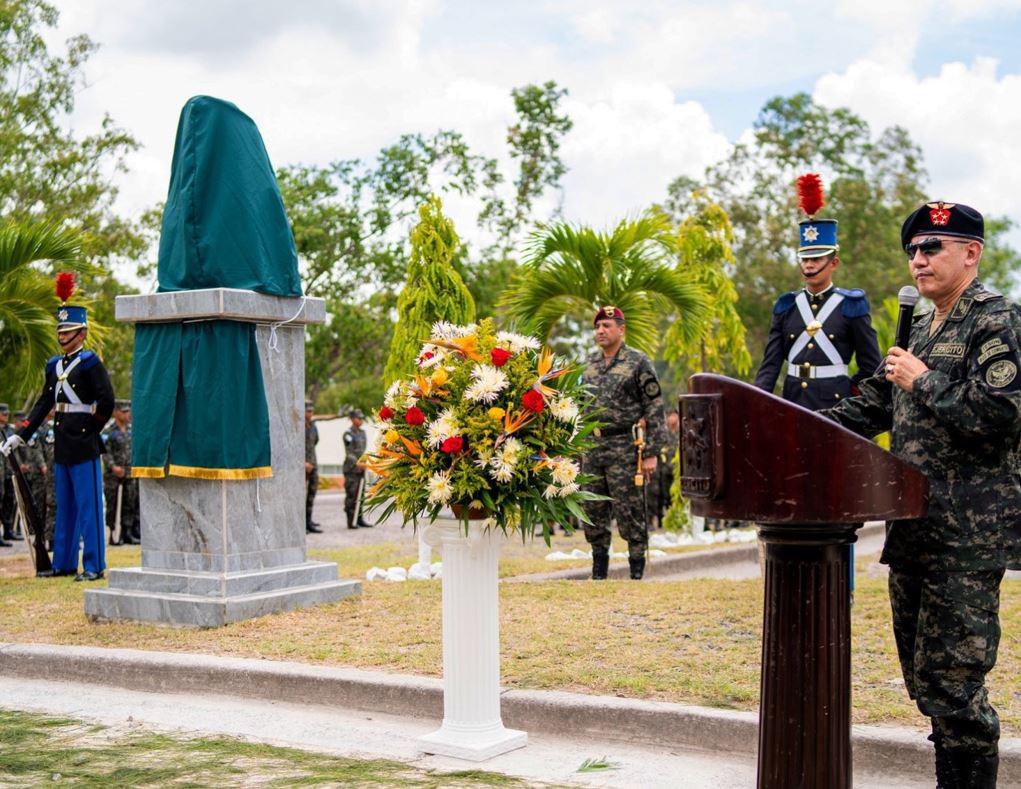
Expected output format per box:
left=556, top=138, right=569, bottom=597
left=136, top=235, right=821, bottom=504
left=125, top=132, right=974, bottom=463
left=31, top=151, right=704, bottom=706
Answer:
left=680, top=394, right=723, bottom=499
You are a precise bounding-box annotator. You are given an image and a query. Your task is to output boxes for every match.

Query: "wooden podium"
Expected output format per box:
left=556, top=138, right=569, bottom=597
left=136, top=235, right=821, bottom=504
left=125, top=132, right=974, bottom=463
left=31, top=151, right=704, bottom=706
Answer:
left=680, top=374, right=928, bottom=789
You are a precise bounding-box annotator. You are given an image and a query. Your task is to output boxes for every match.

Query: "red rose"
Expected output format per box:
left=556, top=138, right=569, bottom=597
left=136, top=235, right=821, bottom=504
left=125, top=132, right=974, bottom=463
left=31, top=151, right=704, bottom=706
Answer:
left=490, top=347, right=512, bottom=367
left=405, top=406, right=425, bottom=426
left=379, top=406, right=394, bottom=421
left=441, top=436, right=464, bottom=454
left=521, top=389, right=545, bottom=413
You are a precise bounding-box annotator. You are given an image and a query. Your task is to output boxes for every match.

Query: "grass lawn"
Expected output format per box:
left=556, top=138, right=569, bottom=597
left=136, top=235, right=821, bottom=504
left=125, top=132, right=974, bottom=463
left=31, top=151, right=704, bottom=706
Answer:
left=0, top=709, right=534, bottom=787
left=0, top=547, right=1017, bottom=735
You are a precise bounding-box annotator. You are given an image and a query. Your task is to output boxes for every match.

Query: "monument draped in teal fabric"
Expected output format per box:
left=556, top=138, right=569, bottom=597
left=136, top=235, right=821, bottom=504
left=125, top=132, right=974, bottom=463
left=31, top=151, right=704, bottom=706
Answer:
left=158, top=95, right=301, bottom=296
left=132, top=95, right=296, bottom=480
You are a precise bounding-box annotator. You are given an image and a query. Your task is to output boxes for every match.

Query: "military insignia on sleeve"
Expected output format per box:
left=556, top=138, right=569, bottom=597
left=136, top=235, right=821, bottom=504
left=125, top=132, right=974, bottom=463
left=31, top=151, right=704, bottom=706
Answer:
left=978, top=337, right=1012, bottom=365
left=985, top=359, right=1017, bottom=388
left=927, top=202, right=955, bottom=226
left=641, top=377, right=661, bottom=399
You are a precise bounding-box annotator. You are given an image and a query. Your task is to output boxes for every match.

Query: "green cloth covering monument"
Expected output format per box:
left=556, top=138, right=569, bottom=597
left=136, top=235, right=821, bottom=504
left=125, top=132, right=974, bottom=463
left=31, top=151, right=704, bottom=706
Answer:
left=132, top=95, right=301, bottom=480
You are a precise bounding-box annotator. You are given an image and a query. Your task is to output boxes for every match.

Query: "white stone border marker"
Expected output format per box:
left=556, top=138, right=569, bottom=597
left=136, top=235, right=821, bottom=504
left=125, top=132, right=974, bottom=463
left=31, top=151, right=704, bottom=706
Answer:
left=417, top=519, right=527, bottom=761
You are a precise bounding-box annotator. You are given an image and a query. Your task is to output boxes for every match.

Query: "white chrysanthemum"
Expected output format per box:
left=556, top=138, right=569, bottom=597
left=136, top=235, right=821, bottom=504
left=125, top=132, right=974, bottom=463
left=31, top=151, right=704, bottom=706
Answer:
left=427, top=472, right=454, bottom=505
left=432, top=321, right=477, bottom=340
left=464, top=364, right=509, bottom=404
left=490, top=463, right=514, bottom=483
left=404, top=394, right=419, bottom=409
left=497, top=437, right=523, bottom=467
left=474, top=448, right=493, bottom=470
left=557, top=482, right=580, bottom=497
left=495, top=331, right=541, bottom=354
left=549, top=396, right=579, bottom=423
left=426, top=408, right=460, bottom=448
left=543, top=484, right=559, bottom=500
left=550, top=457, right=579, bottom=486
left=384, top=380, right=402, bottom=409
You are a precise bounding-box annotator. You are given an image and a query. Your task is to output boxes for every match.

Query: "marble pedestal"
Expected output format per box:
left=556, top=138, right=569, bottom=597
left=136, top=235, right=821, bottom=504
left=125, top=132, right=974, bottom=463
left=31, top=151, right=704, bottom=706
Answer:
left=417, top=520, right=527, bottom=760
left=84, top=288, right=360, bottom=627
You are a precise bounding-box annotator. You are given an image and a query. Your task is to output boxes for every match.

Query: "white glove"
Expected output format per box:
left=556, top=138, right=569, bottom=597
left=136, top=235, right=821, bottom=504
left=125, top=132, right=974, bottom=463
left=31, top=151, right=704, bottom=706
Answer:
left=0, top=434, right=24, bottom=456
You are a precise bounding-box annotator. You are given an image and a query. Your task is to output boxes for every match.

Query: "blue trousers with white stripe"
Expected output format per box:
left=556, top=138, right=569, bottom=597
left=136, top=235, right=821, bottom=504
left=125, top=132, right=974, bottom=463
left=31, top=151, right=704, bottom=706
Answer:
left=53, top=458, right=105, bottom=575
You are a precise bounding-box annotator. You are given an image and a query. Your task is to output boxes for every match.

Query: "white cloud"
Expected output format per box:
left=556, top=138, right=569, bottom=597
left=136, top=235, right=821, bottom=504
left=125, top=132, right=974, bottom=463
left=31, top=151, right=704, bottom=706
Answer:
left=815, top=57, right=1021, bottom=232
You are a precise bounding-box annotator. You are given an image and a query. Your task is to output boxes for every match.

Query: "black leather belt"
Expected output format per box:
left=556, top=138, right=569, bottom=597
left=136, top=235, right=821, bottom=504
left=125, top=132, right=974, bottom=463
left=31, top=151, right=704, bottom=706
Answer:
left=593, top=425, right=630, bottom=438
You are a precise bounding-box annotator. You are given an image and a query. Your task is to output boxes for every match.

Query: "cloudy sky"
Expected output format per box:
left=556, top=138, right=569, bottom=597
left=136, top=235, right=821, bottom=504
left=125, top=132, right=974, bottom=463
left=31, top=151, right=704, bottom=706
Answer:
left=49, top=0, right=1021, bottom=254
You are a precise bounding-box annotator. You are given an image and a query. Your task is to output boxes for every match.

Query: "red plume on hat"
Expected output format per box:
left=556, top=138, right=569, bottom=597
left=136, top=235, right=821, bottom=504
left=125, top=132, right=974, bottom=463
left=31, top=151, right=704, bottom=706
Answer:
left=796, top=173, right=825, bottom=219
left=55, top=272, right=75, bottom=304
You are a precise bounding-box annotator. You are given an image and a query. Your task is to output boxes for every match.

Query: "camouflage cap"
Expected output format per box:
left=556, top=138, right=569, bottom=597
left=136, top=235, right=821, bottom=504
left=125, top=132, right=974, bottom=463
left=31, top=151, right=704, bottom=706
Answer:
left=115, top=399, right=131, bottom=410
left=349, top=408, right=365, bottom=419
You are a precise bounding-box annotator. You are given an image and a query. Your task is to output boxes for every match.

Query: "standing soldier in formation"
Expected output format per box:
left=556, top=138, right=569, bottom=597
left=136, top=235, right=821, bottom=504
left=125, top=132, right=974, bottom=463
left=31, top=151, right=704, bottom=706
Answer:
left=825, top=201, right=1020, bottom=787
left=342, top=409, right=371, bottom=529
left=20, top=410, right=50, bottom=544
left=581, top=306, right=667, bottom=580
left=652, top=409, right=680, bottom=528
left=304, top=401, right=322, bottom=534
left=1, top=287, right=114, bottom=580
left=103, top=400, right=139, bottom=545
left=754, top=174, right=882, bottom=409
left=0, top=404, right=16, bottom=546
left=0, top=404, right=21, bottom=545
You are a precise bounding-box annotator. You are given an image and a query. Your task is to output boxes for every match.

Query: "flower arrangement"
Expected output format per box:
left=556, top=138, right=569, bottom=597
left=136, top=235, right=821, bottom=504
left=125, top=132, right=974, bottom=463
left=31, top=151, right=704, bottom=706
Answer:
left=365, top=318, right=603, bottom=542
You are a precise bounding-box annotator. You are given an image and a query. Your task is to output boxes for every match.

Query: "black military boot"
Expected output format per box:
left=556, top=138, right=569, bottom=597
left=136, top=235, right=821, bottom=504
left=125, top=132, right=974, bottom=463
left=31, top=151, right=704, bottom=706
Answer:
left=933, top=743, right=955, bottom=788
left=948, top=751, right=997, bottom=789
left=357, top=518, right=373, bottom=528
left=345, top=513, right=358, bottom=530
left=591, top=549, right=609, bottom=580
left=629, top=556, right=646, bottom=580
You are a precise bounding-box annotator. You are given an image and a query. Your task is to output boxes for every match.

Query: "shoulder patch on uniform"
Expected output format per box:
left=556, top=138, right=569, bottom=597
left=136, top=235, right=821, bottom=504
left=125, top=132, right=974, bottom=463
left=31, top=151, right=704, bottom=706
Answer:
left=973, top=289, right=1003, bottom=303
left=638, top=370, right=662, bottom=399
left=834, top=287, right=866, bottom=299
left=773, top=292, right=797, bottom=315
left=985, top=359, right=1018, bottom=388
left=77, top=351, right=100, bottom=372
left=45, top=355, right=60, bottom=373
left=343, top=431, right=352, bottom=443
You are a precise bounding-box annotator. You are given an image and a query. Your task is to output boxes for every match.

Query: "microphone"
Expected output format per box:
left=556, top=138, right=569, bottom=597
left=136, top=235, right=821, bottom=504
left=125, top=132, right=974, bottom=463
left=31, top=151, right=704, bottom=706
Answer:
left=895, top=285, right=920, bottom=350
left=874, top=285, right=920, bottom=376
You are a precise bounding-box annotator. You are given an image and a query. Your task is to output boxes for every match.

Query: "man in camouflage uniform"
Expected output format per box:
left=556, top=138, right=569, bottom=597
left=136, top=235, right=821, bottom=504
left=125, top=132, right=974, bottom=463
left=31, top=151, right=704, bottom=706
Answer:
left=103, top=400, right=139, bottom=545
left=343, top=409, right=371, bottom=530
left=581, top=305, right=667, bottom=580
left=0, top=404, right=18, bottom=545
left=824, top=201, right=1020, bottom=788
left=304, top=401, right=321, bottom=534
left=20, top=411, right=50, bottom=542
left=651, top=409, right=680, bottom=529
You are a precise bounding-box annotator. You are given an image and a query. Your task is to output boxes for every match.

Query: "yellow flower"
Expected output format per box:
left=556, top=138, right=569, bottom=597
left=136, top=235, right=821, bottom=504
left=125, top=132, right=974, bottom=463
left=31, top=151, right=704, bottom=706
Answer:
left=487, top=407, right=506, bottom=420
left=384, top=429, right=400, bottom=444
left=431, top=368, right=449, bottom=386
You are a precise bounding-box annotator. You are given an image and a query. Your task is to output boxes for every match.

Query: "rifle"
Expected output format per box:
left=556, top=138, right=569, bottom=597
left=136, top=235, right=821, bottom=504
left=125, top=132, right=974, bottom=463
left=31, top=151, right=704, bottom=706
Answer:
left=111, top=481, right=123, bottom=545
left=9, top=450, right=51, bottom=575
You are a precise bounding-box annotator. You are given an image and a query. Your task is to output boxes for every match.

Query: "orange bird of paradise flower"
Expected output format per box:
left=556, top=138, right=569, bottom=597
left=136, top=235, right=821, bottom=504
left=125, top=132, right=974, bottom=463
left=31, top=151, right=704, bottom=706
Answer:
left=534, top=346, right=573, bottom=398
left=425, top=334, right=485, bottom=362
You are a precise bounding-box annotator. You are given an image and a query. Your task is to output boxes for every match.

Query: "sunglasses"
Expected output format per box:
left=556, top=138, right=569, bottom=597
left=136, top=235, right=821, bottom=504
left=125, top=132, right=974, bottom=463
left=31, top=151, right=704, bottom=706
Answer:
left=904, top=238, right=970, bottom=260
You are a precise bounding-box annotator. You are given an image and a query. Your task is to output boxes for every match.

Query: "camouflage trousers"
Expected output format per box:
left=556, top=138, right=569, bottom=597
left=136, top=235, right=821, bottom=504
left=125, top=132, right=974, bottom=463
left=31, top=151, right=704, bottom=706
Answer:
left=888, top=567, right=1005, bottom=755
left=104, top=478, right=139, bottom=539
left=306, top=470, right=317, bottom=527
left=581, top=447, right=647, bottom=560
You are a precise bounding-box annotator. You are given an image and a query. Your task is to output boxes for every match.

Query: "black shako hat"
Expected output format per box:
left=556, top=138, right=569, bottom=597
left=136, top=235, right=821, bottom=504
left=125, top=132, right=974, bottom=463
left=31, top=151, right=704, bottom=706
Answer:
left=901, top=201, right=984, bottom=248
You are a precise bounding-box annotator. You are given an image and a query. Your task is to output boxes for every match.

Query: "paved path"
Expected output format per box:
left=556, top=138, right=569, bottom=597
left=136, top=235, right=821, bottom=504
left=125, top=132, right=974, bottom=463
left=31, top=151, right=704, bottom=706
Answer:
left=0, top=676, right=930, bottom=788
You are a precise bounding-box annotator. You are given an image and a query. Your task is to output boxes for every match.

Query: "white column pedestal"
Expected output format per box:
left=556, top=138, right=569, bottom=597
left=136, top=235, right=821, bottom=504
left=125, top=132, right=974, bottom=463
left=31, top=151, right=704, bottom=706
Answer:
left=417, top=520, right=527, bottom=761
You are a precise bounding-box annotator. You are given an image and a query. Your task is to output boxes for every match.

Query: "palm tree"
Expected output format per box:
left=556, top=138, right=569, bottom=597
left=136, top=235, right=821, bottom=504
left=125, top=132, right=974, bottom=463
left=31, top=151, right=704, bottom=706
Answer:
left=502, top=212, right=709, bottom=355
left=0, top=221, right=84, bottom=399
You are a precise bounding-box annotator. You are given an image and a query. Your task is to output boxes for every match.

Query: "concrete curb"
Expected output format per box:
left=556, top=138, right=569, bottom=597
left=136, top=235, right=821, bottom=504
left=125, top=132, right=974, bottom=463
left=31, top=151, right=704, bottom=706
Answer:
left=1, top=643, right=1017, bottom=782
left=513, top=522, right=886, bottom=582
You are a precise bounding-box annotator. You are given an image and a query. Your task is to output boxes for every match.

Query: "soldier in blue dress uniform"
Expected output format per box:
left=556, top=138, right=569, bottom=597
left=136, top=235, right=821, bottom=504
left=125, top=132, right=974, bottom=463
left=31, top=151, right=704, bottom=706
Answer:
left=754, top=176, right=881, bottom=410
left=1, top=296, right=114, bottom=580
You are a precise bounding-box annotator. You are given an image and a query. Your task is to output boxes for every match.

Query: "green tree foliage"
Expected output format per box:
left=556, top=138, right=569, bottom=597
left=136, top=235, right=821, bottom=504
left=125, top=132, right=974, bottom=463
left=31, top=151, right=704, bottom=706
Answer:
left=0, top=221, right=84, bottom=403
left=661, top=192, right=751, bottom=384
left=502, top=212, right=709, bottom=356
left=1, top=1, right=142, bottom=395
left=383, top=197, right=476, bottom=386
left=280, top=82, right=573, bottom=406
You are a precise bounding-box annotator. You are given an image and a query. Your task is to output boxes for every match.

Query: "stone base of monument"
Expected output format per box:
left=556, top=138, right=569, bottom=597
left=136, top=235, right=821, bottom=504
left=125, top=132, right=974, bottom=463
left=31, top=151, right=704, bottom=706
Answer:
left=85, top=562, right=359, bottom=628
left=83, top=288, right=361, bottom=628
